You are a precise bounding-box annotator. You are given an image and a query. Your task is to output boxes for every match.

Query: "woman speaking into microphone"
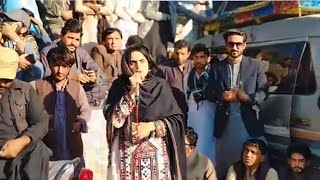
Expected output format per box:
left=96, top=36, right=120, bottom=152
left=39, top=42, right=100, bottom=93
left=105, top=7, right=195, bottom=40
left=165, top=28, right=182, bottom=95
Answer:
left=104, top=44, right=186, bottom=180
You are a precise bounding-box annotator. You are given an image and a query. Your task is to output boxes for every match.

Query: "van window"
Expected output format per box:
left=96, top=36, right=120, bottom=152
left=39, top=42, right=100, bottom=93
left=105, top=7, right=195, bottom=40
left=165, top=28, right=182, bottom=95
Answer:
left=242, top=42, right=310, bottom=94
left=293, top=43, right=316, bottom=95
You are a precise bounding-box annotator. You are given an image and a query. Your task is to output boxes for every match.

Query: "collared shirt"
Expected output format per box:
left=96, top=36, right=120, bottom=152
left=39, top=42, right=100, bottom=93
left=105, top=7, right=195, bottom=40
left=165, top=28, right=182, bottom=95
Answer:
left=232, top=61, right=241, bottom=88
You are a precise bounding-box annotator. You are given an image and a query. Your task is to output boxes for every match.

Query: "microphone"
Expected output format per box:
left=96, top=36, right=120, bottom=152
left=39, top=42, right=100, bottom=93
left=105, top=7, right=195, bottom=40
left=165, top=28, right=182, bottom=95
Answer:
left=135, top=83, right=140, bottom=100
left=135, top=83, right=140, bottom=123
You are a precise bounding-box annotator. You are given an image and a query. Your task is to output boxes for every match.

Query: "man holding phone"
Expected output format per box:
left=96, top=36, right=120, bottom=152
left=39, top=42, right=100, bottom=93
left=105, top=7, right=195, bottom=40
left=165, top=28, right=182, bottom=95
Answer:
left=41, top=19, right=108, bottom=107
left=0, top=9, right=43, bottom=82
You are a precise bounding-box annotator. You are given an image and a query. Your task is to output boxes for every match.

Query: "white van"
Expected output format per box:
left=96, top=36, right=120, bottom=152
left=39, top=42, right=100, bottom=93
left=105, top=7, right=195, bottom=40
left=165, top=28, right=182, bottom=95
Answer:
left=211, top=14, right=320, bottom=167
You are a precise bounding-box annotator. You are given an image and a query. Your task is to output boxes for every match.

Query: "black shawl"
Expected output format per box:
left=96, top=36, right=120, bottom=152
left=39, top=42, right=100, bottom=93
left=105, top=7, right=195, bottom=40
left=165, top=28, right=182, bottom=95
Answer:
left=104, top=75, right=186, bottom=179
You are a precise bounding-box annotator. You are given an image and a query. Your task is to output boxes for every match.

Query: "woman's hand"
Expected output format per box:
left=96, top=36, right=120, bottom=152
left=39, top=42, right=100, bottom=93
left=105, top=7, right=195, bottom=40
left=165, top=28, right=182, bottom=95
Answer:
left=132, top=122, right=155, bottom=142
left=129, top=73, right=142, bottom=98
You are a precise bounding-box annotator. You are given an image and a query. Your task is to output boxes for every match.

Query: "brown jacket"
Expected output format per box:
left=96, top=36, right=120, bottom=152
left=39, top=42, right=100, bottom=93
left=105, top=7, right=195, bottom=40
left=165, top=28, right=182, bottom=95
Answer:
left=34, top=78, right=86, bottom=158
left=91, top=45, right=123, bottom=87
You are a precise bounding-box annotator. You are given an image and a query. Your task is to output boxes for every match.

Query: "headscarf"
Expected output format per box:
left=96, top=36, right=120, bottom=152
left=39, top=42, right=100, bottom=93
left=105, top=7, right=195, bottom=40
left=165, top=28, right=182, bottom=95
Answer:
left=104, top=44, right=186, bottom=179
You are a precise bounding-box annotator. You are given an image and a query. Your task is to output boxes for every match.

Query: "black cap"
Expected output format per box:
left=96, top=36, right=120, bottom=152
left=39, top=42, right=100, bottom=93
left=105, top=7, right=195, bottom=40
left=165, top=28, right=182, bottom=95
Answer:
left=244, top=139, right=267, bottom=155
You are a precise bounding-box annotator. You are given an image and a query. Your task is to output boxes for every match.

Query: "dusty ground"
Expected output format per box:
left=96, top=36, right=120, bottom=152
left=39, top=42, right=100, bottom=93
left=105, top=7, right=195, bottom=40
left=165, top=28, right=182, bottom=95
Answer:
left=82, top=108, right=109, bottom=180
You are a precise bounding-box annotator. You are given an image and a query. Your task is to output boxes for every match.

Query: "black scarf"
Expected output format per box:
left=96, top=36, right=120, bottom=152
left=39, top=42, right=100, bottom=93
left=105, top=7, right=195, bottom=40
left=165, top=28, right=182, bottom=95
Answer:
left=104, top=75, right=186, bottom=179
left=187, top=67, right=210, bottom=105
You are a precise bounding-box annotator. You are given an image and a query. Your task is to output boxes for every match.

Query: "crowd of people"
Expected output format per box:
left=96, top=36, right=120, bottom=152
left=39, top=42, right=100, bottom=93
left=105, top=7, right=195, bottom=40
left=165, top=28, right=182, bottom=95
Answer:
left=0, top=1, right=319, bottom=180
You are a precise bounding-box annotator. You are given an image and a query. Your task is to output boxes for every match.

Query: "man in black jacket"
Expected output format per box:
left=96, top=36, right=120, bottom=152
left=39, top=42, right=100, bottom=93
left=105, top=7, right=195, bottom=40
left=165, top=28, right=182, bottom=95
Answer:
left=0, top=47, right=50, bottom=180
left=206, top=29, right=268, bottom=178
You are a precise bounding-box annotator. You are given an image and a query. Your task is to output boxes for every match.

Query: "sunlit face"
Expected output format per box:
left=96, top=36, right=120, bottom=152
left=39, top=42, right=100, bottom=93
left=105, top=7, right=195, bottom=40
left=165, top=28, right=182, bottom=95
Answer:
left=105, top=31, right=122, bottom=51
left=225, top=35, right=246, bottom=59
left=60, top=32, right=81, bottom=52
left=193, top=51, right=209, bottom=71
left=51, top=64, right=71, bottom=82
left=173, top=47, right=191, bottom=65
left=0, top=79, right=12, bottom=95
left=129, top=51, right=149, bottom=80
left=242, top=144, right=264, bottom=168
left=289, top=153, right=308, bottom=174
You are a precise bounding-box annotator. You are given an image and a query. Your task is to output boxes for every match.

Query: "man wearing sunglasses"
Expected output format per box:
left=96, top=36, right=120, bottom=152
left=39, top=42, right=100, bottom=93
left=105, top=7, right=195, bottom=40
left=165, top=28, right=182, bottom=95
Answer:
left=206, top=29, right=268, bottom=178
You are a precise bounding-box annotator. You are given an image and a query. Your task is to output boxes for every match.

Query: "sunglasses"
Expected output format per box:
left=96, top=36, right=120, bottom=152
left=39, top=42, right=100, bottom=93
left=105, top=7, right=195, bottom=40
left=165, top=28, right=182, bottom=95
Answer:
left=226, top=42, right=244, bottom=48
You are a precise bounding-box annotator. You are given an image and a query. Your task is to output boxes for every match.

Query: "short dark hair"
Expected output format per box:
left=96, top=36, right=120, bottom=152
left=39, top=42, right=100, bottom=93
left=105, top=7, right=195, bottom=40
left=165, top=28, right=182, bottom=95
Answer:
left=21, top=8, right=34, bottom=17
left=244, top=139, right=267, bottom=155
left=174, top=39, right=191, bottom=51
left=191, top=43, right=209, bottom=56
left=47, top=46, right=76, bottom=67
left=126, top=35, right=143, bottom=47
left=223, top=29, right=247, bottom=43
left=185, top=127, right=198, bottom=147
left=287, top=143, right=312, bottom=160
left=102, top=28, right=122, bottom=41
left=61, top=19, right=82, bottom=36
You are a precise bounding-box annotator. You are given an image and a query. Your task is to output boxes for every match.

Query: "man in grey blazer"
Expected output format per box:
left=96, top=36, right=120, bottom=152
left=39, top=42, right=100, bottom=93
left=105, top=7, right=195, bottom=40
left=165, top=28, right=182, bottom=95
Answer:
left=206, top=29, right=268, bottom=178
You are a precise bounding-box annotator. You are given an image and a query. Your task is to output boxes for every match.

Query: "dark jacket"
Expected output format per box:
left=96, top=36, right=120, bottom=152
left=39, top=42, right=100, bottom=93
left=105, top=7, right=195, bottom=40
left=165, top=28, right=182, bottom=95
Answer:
left=0, top=80, right=50, bottom=180
left=35, top=77, right=84, bottom=158
left=206, top=56, right=268, bottom=138
left=157, top=60, right=193, bottom=124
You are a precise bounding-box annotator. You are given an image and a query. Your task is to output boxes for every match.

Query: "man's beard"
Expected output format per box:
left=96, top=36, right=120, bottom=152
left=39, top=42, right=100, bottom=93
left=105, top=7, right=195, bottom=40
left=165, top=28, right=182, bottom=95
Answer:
left=67, top=46, right=76, bottom=52
left=229, top=50, right=242, bottom=58
left=292, top=167, right=304, bottom=174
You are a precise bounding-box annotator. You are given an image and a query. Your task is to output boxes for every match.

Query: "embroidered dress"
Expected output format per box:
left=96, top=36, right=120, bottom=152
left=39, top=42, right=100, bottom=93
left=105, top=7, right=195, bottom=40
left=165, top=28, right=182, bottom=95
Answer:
left=105, top=76, right=186, bottom=180
left=107, top=94, right=171, bottom=180
left=108, top=133, right=171, bottom=180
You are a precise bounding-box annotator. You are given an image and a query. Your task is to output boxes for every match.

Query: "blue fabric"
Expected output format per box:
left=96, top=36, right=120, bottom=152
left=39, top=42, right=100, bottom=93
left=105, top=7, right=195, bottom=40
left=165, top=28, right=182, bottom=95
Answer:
left=3, top=0, right=41, bottom=19
left=16, top=61, right=43, bottom=82
left=215, top=102, right=250, bottom=177
left=54, top=91, right=73, bottom=160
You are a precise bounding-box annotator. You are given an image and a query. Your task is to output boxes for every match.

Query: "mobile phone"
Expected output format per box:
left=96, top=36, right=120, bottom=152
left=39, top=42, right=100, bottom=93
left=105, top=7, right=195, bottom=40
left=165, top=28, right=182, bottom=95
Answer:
left=25, top=54, right=36, bottom=64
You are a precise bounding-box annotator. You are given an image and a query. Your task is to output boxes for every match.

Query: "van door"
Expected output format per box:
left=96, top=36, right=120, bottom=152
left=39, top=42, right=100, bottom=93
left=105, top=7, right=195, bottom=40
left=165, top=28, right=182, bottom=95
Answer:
left=291, top=39, right=320, bottom=164
left=243, top=38, right=307, bottom=158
